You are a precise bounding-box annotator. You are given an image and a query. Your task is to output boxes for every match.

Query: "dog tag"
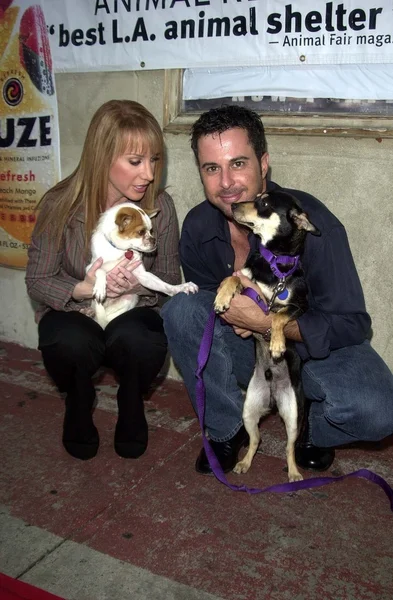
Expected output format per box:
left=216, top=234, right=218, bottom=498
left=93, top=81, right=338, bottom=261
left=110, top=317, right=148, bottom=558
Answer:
left=125, top=251, right=134, bottom=260
left=277, top=289, right=289, bottom=300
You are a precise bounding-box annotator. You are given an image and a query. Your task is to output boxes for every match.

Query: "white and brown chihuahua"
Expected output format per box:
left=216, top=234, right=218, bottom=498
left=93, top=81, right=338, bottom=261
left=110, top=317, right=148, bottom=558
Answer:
left=87, top=202, right=198, bottom=329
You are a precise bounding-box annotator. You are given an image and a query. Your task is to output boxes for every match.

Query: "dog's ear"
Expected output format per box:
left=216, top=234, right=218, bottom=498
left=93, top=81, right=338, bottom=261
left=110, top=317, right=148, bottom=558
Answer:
left=144, top=208, right=160, bottom=219
left=115, top=210, right=137, bottom=233
left=289, top=209, right=321, bottom=236
left=255, top=192, right=269, bottom=202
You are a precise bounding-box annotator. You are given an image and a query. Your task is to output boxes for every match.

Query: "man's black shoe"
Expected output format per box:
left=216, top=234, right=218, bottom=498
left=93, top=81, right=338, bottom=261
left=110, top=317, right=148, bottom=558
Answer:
left=195, top=426, right=249, bottom=474
left=295, top=443, right=335, bottom=472
left=295, top=397, right=335, bottom=472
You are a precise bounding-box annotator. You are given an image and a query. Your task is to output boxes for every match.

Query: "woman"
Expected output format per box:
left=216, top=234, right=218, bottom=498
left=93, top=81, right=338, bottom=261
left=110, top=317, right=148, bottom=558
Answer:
left=26, top=100, right=181, bottom=461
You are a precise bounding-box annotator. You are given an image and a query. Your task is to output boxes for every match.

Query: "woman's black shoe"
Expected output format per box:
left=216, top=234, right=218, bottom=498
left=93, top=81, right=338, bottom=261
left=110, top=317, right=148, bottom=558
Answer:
left=295, top=443, right=335, bottom=471
left=62, top=411, right=99, bottom=460
left=114, top=417, right=148, bottom=459
left=195, top=426, right=249, bottom=474
left=114, top=436, right=148, bottom=459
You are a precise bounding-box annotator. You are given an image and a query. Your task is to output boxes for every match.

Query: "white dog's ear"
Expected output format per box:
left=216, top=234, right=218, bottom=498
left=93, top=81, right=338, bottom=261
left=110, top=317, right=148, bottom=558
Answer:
left=115, top=210, right=136, bottom=233
left=144, top=208, right=160, bottom=219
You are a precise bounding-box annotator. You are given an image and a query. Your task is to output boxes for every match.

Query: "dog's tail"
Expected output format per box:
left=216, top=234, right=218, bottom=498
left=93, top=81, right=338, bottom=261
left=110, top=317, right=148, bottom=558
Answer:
left=93, top=301, right=109, bottom=329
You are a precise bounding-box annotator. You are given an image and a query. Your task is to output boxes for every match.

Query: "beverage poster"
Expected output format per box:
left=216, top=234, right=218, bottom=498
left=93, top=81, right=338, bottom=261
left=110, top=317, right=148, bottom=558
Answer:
left=0, top=0, right=60, bottom=268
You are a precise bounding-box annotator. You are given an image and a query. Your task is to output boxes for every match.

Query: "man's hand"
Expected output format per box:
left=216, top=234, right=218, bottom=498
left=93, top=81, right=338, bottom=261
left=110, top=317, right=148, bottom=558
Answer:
left=233, top=326, right=253, bottom=339
left=219, top=293, right=271, bottom=333
left=224, top=271, right=302, bottom=342
left=219, top=271, right=270, bottom=335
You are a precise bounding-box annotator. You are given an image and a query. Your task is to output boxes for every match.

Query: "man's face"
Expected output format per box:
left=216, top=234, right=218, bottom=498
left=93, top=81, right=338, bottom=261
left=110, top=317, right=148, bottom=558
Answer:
left=196, top=127, right=269, bottom=219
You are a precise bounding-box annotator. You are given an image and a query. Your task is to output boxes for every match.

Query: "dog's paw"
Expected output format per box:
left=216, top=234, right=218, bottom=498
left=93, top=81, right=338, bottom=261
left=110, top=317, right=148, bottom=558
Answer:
left=214, top=277, right=243, bottom=314
left=181, top=281, right=199, bottom=295
left=233, top=459, right=251, bottom=475
left=93, top=281, right=107, bottom=303
left=172, top=282, right=199, bottom=295
left=270, top=339, right=286, bottom=360
left=213, top=291, right=233, bottom=314
left=288, top=470, right=303, bottom=483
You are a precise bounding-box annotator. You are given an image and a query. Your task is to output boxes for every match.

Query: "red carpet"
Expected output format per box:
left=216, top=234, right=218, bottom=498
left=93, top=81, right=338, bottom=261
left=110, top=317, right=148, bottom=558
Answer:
left=2, top=341, right=393, bottom=600
left=0, top=574, right=64, bottom=600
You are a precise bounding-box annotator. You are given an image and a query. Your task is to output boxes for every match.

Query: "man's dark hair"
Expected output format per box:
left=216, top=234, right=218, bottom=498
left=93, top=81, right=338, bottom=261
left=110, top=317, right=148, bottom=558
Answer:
left=190, top=105, right=267, bottom=163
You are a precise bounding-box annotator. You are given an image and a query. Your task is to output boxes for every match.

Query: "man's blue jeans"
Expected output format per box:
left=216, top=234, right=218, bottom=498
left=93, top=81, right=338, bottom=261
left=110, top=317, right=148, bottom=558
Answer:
left=161, top=290, right=393, bottom=447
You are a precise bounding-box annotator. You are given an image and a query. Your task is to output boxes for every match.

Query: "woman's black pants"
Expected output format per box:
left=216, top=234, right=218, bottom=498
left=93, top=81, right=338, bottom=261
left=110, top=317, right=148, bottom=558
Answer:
left=38, top=308, right=168, bottom=459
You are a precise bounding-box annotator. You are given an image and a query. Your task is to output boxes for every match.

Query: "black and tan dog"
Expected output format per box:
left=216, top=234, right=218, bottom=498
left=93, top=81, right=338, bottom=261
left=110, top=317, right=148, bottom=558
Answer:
left=214, top=190, right=320, bottom=481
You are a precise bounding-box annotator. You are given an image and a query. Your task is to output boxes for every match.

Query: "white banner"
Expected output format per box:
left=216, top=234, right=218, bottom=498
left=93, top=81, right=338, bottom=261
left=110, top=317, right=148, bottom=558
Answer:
left=183, top=64, right=393, bottom=100
left=41, top=0, right=393, bottom=73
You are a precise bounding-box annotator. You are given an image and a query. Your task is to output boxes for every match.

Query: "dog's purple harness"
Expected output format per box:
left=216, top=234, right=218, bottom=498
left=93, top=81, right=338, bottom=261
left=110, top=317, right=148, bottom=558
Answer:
left=259, top=244, right=300, bottom=279
left=194, top=247, right=393, bottom=511
left=242, top=245, right=300, bottom=313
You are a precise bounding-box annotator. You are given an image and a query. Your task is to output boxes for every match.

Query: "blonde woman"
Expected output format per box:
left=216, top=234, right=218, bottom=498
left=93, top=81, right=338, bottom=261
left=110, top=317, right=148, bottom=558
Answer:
left=26, top=100, right=181, bottom=461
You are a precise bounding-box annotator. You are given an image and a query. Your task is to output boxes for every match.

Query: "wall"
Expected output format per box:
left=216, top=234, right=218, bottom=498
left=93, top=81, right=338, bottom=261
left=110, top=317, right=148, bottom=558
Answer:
left=1, top=70, right=392, bottom=375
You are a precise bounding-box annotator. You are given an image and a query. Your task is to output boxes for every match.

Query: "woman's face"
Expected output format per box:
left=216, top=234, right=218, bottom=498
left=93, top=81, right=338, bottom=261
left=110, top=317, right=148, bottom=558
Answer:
left=107, top=146, right=160, bottom=208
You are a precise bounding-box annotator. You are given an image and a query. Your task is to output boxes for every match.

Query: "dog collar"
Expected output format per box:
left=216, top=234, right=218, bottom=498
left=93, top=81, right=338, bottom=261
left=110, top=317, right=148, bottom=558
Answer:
left=241, top=246, right=299, bottom=313
left=107, top=238, right=135, bottom=259
left=259, top=245, right=300, bottom=279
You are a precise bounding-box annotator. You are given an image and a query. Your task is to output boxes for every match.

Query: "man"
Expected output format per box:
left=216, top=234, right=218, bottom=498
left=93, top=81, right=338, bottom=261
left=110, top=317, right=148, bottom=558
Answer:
left=161, top=105, right=393, bottom=475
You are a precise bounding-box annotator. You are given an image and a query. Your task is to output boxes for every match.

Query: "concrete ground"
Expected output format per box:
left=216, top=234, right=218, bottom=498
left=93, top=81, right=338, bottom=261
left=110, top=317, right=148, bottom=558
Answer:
left=1, top=340, right=393, bottom=600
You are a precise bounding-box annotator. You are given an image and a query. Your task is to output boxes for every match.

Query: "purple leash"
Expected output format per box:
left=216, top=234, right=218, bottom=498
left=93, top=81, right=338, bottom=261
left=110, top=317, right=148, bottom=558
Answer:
left=195, top=308, right=393, bottom=511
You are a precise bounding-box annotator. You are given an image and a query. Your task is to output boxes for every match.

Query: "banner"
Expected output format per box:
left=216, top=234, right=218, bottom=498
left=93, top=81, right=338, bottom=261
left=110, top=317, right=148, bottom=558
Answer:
left=183, top=64, right=393, bottom=100
left=41, top=0, right=393, bottom=73
left=0, top=0, right=60, bottom=269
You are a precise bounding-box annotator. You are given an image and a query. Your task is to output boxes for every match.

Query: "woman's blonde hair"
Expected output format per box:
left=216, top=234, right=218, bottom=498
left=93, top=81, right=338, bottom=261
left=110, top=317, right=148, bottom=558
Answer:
left=35, top=99, right=165, bottom=249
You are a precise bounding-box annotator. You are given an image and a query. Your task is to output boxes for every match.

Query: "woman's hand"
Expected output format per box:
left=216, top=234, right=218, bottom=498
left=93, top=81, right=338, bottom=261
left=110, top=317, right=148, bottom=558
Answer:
left=72, top=258, right=103, bottom=301
left=72, top=256, right=143, bottom=301
left=105, top=257, right=142, bottom=298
